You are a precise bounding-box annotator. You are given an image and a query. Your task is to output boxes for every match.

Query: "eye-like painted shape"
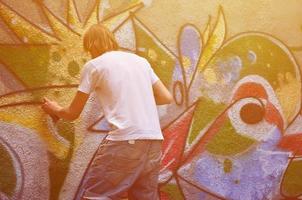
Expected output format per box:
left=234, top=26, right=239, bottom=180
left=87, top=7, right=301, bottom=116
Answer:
left=173, top=81, right=185, bottom=106
left=240, top=102, right=265, bottom=124
left=230, top=75, right=285, bottom=130
left=227, top=97, right=277, bottom=142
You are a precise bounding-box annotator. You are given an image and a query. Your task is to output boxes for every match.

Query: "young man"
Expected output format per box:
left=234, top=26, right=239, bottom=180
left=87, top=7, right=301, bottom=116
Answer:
left=42, top=24, right=173, bottom=200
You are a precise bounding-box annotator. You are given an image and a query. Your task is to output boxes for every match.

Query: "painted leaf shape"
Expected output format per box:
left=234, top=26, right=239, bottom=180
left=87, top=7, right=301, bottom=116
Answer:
left=281, top=157, right=302, bottom=198
left=198, top=6, right=226, bottom=72
left=178, top=24, right=202, bottom=88
left=202, top=16, right=212, bottom=45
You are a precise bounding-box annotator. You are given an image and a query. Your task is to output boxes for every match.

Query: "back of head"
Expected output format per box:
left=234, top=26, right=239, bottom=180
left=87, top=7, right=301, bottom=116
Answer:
left=83, top=24, right=119, bottom=58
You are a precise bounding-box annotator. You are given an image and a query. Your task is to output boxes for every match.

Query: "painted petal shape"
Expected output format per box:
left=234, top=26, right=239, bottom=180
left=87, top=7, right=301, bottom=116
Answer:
left=160, top=103, right=196, bottom=181
left=178, top=24, right=202, bottom=89
left=278, top=133, right=302, bottom=155
left=198, top=7, right=226, bottom=72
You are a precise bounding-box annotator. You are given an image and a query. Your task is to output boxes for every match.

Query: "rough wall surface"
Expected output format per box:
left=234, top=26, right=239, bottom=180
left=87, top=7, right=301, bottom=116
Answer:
left=0, top=0, right=302, bottom=199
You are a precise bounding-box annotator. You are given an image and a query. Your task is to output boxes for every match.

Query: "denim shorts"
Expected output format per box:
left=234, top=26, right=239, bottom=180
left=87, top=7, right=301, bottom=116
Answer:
left=74, top=138, right=162, bottom=200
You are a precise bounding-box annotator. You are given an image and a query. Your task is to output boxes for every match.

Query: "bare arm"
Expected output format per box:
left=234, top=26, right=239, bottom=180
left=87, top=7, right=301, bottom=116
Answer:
left=152, top=80, right=173, bottom=105
left=42, top=91, right=89, bottom=121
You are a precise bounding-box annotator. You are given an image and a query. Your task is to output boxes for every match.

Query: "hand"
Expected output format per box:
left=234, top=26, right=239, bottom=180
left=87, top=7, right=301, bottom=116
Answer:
left=41, top=97, right=62, bottom=123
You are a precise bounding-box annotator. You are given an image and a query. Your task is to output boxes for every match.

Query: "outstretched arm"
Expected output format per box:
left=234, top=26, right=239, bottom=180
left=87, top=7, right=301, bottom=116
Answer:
left=41, top=91, right=89, bottom=121
left=152, top=80, right=173, bottom=105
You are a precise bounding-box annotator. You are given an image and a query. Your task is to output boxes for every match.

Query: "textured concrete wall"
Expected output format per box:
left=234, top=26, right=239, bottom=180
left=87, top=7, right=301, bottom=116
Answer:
left=0, top=0, right=302, bottom=199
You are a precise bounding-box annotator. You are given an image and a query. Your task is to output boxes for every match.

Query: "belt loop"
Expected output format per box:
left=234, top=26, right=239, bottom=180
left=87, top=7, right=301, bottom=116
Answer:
left=128, top=140, right=135, bottom=144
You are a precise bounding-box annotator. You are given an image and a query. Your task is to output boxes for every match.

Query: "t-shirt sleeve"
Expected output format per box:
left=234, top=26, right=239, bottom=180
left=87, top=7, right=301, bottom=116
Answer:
left=78, top=62, right=98, bottom=94
left=148, top=63, right=159, bottom=85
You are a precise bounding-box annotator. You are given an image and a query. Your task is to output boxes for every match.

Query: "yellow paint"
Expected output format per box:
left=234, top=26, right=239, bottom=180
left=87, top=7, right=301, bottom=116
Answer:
left=204, top=33, right=301, bottom=124
left=134, top=19, right=176, bottom=86
left=198, top=7, right=226, bottom=72
left=40, top=2, right=94, bottom=85
left=0, top=86, right=81, bottom=159
left=0, top=107, right=69, bottom=159
left=206, top=120, right=256, bottom=156
left=0, top=0, right=146, bottom=161
left=0, top=3, right=56, bottom=43
left=102, top=12, right=130, bottom=30
left=0, top=0, right=302, bottom=198
left=276, top=72, right=301, bottom=122
left=147, top=48, right=158, bottom=61
left=203, top=68, right=217, bottom=84
left=202, top=16, right=211, bottom=45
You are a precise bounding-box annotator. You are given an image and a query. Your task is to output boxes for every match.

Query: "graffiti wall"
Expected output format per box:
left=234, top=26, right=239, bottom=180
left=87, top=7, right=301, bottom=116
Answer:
left=0, top=0, right=302, bottom=199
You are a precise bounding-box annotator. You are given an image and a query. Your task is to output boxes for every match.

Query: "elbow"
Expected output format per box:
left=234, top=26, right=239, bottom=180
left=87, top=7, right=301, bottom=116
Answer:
left=66, top=112, right=80, bottom=121
left=166, top=94, right=174, bottom=104
left=66, top=114, right=78, bottom=121
left=157, top=94, right=173, bottom=105
left=58, top=108, right=79, bottom=121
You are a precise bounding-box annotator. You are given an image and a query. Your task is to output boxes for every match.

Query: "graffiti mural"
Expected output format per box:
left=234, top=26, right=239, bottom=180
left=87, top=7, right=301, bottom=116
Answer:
left=0, top=0, right=302, bottom=199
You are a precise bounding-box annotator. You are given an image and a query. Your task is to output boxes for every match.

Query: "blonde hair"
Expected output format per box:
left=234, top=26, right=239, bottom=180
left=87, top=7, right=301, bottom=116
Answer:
left=83, top=24, right=118, bottom=56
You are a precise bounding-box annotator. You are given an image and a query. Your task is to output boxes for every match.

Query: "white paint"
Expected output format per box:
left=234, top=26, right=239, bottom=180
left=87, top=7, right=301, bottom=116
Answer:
left=230, top=75, right=286, bottom=128
left=59, top=134, right=105, bottom=200
left=228, top=97, right=276, bottom=141
left=114, top=19, right=136, bottom=51
left=0, top=122, right=50, bottom=200
left=141, top=0, right=153, bottom=7
left=285, top=115, right=302, bottom=135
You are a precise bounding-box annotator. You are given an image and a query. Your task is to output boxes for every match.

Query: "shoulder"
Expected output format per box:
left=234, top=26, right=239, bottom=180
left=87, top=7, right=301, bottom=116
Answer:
left=104, top=50, right=147, bottom=61
left=83, top=60, right=96, bottom=71
left=120, top=51, right=151, bottom=66
left=90, top=51, right=150, bottom=66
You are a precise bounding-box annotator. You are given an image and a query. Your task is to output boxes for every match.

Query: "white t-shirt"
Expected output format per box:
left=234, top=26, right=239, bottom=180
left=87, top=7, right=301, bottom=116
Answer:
left=78, top=51, right=163, bottom=141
